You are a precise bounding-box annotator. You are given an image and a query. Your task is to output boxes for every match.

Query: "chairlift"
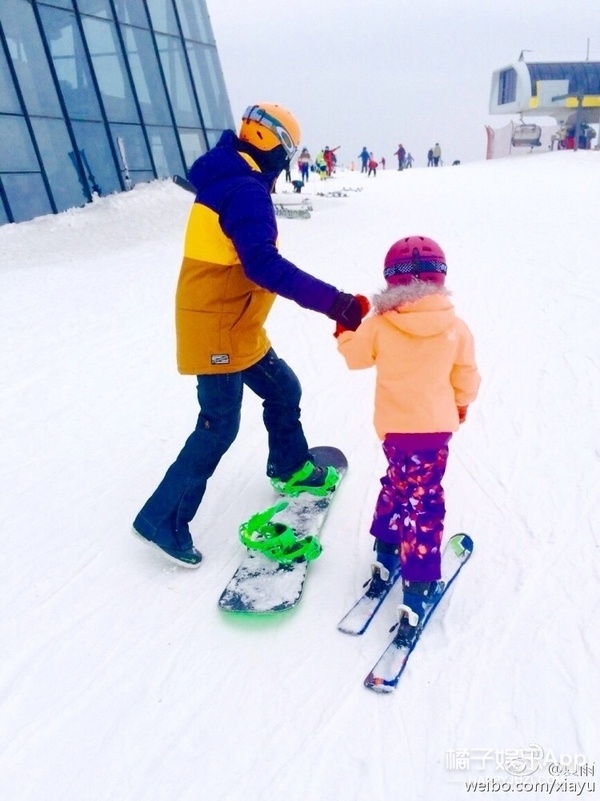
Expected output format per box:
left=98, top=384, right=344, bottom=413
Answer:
left=511, top=124, right=542, bottom=148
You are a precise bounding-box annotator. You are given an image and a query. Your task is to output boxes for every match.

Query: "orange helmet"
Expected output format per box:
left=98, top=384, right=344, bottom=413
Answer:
left=239, top=103, right=301, bottom=158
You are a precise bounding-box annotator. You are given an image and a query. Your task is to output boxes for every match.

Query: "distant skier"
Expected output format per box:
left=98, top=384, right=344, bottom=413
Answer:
left=427, top=148, right=434, bottom=167
left=358, top=147, right=369, bottom=173
left=394, top=144, right=406, bottom=170
left=404, top=152, right=414, bottom=168
left=368, top=153, right=378, bottom=176
left=323, top=146, right=340, bottom=176
left=297, top=147, right=311, bottom=183
left=315, top=149, right=328, bottom=179
left=334, top=236, right=480, bottom=629
left=432, top=143, right=442, bottom=166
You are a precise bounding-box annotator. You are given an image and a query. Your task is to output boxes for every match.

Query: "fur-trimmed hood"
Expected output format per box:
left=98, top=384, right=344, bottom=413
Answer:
left=371, top=282, right=455, bottom=338
left=372, top=280, right=450, bottom=313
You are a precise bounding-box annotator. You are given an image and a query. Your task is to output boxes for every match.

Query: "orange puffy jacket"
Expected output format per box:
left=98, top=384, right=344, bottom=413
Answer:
left=337, top=287, right=480, bottom=439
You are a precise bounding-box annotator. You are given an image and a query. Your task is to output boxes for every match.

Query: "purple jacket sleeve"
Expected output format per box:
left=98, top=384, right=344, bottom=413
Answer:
left=219, top=178, right=339, bottom=315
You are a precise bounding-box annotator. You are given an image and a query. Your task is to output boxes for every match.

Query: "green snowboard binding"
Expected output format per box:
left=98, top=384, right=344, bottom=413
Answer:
left=270, top=460, right=339, bottom=498
left=239, top=502, right=322, bottom=563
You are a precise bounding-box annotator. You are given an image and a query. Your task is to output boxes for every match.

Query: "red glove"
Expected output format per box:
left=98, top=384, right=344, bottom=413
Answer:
left=457, top=405, right=468, bottom=424
left=334, top=294, right=370, bottom=337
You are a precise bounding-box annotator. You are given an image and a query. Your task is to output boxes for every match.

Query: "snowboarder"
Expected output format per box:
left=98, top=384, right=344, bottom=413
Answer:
left=132, top=102, right=366, bottom=568
left=334, top=236, right=480, bottom=628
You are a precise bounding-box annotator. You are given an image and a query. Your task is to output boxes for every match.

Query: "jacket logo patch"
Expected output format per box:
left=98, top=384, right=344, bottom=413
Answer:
left=211, top=354, right=230, bottom=365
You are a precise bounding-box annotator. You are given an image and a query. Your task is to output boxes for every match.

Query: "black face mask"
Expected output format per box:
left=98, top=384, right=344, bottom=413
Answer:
left=236, top=138, right=288, bottom=175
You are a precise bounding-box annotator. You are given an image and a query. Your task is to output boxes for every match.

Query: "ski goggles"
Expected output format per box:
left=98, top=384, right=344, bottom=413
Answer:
left=242, top=105, right=298, bottom=158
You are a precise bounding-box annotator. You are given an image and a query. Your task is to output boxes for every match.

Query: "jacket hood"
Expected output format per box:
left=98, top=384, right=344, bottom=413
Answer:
left=187, top=129, right=279, bottom=192
left=372, top=282, right=455, bottom=337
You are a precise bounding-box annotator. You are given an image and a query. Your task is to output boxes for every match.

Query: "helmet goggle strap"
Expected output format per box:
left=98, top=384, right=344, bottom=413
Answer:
left=384, top=259, right=447, bottom=281
left=243, top=105, right=297, bottom=158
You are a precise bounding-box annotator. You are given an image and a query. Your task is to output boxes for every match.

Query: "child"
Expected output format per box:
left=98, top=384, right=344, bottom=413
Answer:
left=315, top=150, right=328, bottom=179
left=335, top=236, right=480, bottom=630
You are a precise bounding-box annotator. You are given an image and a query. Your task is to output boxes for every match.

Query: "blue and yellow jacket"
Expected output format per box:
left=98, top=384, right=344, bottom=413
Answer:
left=176, top=130, right=339, bottom=374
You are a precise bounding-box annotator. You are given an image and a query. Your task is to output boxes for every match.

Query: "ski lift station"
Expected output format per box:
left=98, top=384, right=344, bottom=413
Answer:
left=489, top=60, right=600, bottom=149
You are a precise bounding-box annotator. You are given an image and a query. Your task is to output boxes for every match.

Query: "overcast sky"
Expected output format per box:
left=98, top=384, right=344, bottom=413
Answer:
left=206, top=0, right=599, bottom=166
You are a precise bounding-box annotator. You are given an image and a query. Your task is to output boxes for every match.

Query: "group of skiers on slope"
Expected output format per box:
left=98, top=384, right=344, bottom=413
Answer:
left=395, top=144, right=444, bottom=169
left=427, top=143, right=442, bottom=166
left=132, top=102, right=480, bottom=633
left=292, top=140, right=442, bottom=185
left=295, top=145, right=340, bottom=181
left=361, top=145, right=443, bottom=173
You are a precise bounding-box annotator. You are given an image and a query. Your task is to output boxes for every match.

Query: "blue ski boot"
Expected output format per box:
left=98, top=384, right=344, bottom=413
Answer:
left=367, top=540, right=401, bottom=597
left=397, top=578, right=445, bottom=636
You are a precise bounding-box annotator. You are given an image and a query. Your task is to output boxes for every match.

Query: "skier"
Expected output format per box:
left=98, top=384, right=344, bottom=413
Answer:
left=367, top=153, right=378, bottom=176
left=394, top=144, right=406, bottom=170
left=283, top=156, right=291, bottom=182
left=323, top=146, right=340, bottom=176
left=297, top=147, right=311, bottom=183
left=334, top=236, right=480, bottom=628
left=358, top=147, right=369, bottom=173
left=404, top=152, right=414, bottom=168
left=132, top=102, right=366, bottom=567
left=432, top=142, right=442, bottom=166
left=315, top=149, right=328, bottom=179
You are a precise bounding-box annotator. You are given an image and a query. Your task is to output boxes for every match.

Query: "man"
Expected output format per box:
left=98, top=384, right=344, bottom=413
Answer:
left=394, top=143, right=406, bottom=170
left=133, top=103, right=364, bottom=567
left=358, top=147, right=369, bottom=173
left=323, top=145, right=340, bottom=176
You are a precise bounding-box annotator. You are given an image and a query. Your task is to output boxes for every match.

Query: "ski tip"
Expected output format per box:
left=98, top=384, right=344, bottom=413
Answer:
left=337, top=624, right=364, bottom=636
left=364, top=675, right=396, bottom=694
left=449, top=532, right=474, bottom=557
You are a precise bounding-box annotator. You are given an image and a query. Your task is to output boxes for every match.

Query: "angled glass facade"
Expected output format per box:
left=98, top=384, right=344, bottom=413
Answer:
left=0, top=0, right=234, bottom=224
left=527, top=62, right=600, bottom=98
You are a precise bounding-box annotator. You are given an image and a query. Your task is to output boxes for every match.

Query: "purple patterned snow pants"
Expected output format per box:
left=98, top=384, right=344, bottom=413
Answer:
left=370, top=440, right=450, bottom=582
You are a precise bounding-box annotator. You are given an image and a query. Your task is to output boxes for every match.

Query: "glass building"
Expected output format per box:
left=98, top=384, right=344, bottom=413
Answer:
left=0, top=0, right=234, bottom=225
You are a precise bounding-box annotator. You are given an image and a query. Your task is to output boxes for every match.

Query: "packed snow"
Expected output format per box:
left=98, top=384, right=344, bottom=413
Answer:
left=1, top=152, right=599, bottom=801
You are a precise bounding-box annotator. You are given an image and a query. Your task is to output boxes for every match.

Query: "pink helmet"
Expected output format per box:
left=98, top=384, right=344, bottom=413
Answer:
left=383, top=236, right=447, bottom=286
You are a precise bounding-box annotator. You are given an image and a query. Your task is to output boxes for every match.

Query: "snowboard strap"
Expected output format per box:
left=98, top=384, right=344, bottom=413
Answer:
left=271, top=461, right=339, bottom=498
left=239, top=502, right=322, bottom=563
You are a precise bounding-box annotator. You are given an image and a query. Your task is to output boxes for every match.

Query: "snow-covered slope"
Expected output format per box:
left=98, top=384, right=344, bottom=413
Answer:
left=1, top=153, right=599, bottom=800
